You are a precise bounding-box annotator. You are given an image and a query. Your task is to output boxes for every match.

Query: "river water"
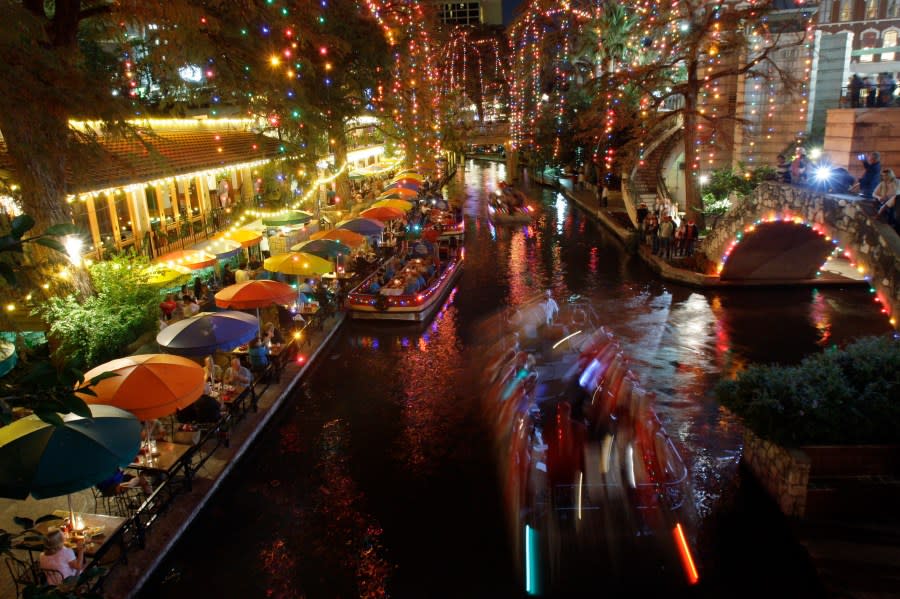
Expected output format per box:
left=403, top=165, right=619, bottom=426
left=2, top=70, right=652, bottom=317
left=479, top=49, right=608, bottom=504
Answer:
left=142, top=160, right=892, bottom=598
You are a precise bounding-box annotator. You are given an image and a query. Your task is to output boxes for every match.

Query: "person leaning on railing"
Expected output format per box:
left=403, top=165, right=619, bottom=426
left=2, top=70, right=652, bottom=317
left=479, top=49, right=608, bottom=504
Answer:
left=875, top=169, right=899, bottom=228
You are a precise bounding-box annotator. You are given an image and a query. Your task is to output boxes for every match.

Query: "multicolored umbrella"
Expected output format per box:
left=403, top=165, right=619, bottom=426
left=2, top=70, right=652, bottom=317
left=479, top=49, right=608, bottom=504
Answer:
left=309, top=228, right=367, bottom=248
left=206, top=238, right=243, bottom=260
left=0, top=405, right=141, bottom=500
left=156, top=311, right=259, bottom=356
left=291, top=239, right=352, bottom=259
left=372, top=199, right=414, bottom=212
left=215, top=280, right=297, bottom=310
left=337, top=218, right=385, bottom=236
left=261, top=210, right=314, bottom=227
left=360, top=206, right=406, bottom=221
left=156, top=250, right=217, bottom=270
left=77, top=354, right=205, bottom=421
left=264, top=252, right=334, bottom=276
left=380, top=187, right=417, bottom=198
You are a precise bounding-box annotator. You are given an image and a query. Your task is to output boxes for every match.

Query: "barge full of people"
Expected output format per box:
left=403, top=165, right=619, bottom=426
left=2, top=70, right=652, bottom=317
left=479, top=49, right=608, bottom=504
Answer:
left=345, top=239, right=464, bottom=321
left=488, top=182, right=533, bottom=224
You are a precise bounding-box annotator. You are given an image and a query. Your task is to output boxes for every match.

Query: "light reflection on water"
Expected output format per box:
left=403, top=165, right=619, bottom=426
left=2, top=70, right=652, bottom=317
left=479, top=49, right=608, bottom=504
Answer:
left=146, top=160, right=892, bottom=598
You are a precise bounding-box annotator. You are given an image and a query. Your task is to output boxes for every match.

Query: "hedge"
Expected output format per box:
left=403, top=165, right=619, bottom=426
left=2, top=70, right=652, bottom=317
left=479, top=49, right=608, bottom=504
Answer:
left=716, top=336, right=900, bottom=446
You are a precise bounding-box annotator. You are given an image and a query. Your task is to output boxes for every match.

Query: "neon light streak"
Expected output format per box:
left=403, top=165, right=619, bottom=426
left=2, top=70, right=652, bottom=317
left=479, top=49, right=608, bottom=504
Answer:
left=552, top=330, right=582, bottom=350
left=524, top=524, right=539, bottom=595
left=576, top=470, right=583, bottom=520
left=673, top=522, right=700, bottom=585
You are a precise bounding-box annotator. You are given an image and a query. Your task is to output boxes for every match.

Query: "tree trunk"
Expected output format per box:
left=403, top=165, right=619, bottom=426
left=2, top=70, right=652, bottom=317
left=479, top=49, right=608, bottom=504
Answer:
left=681, top=77, right=705, bottom=229
left=0, top=99, right=93, bottom=299
left=331, top=125, right=352, bottom=208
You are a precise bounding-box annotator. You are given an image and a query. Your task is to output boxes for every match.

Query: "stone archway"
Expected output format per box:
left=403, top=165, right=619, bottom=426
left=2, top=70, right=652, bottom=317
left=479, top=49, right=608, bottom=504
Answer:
left=701, top=182, right=900, bottom=328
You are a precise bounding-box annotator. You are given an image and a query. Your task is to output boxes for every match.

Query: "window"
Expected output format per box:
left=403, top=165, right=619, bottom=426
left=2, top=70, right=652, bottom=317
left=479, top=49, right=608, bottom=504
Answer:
left=113, top=192, right=134, bottom=243
left=840, top=0, right=853, bottom=20
left=860, top=31, right=879, bottom=61
left=438, top=2, right=482, bottom=26
left=883, top=30, right=898, bottom=61
left=94, top=194, right=115, bottom=248
left=865, top=0, right=879, bottom=19
left=889, top=0, right=900, bottom=17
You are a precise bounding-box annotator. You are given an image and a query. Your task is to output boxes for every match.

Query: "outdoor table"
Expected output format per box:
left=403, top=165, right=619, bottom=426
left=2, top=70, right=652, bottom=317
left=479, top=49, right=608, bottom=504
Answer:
left=299, top=304, right=320, bottom=315
left=15, top=510, right=127, bottom=559
left=128, top=441, right=191, bottom=475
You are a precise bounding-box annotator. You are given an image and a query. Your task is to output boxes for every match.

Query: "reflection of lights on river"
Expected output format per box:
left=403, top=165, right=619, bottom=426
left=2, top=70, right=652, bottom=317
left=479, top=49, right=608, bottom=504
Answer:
left=809, top=288, right=832, bottom=346
left=555, top=193, right=566, bottom=235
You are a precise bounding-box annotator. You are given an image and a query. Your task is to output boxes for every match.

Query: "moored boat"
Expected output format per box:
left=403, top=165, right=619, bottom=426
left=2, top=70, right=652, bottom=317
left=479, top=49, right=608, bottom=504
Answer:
left=488, top=184, right=533, bottom=224
left=346, top=240, right=463, bottom=321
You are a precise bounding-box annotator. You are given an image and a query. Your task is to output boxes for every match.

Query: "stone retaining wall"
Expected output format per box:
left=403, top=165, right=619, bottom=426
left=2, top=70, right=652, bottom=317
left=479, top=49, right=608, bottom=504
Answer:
left=741, top=428, right=811, bottom=517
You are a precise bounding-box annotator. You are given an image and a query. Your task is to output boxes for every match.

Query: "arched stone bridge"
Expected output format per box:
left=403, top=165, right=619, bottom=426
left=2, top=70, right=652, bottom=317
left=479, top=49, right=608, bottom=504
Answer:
left=701, top=182, right=900, bottom=327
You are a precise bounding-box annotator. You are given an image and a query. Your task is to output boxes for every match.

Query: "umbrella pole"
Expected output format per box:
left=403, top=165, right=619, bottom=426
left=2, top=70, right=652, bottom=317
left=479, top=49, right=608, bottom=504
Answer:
left=257, top=307, right=262, bottom=337
left=68, top=493, right=75, bottom=527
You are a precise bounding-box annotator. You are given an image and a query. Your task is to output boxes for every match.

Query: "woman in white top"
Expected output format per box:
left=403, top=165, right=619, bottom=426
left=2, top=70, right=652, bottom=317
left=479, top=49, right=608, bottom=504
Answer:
left=40, top=527, right=83, bottom=585
left=875, top=169, right=898, bottom=225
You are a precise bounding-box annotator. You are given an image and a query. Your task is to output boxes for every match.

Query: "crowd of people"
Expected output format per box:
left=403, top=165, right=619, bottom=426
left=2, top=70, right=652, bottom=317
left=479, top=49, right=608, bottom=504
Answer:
left=635, top=200, right=699, bottom=260
left=847, top=73, right=897, bottom=108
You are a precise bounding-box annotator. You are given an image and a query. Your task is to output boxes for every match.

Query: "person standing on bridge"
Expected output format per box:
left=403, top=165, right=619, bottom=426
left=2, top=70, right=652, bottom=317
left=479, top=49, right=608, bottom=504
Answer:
left=875, top=169, right=898, bottom=228
left=854, top=152, right=881, bottom=199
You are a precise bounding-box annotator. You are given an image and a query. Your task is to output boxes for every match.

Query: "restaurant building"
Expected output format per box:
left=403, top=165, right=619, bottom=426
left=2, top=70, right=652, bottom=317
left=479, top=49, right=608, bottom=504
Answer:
left=0, top=118, right=387, bottom=260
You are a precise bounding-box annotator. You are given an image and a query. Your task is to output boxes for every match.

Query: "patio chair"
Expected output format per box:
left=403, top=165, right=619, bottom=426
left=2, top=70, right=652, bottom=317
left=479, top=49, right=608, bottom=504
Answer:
left=5, top=555, right=37, bottom=598
left=40, top=567, right=66, bottom=587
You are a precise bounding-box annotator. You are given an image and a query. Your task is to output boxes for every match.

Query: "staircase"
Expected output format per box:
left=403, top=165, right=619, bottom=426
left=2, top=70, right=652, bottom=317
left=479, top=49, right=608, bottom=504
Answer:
left=629, top=122, right=683, bottom=214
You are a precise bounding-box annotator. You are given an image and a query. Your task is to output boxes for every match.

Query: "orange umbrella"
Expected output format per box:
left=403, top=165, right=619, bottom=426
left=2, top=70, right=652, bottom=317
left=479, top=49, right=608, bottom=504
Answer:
left=309, top=228, right=367, bottom=248
left=77, top=354, right=205, bottom=421
left=372, top=199, right=414, bottom=212
left=380, top=187, right=417, bottom=198
left=360, top=206, right=406, bottom=221
left=217, top=229, right=262, bottom=248
left=215, top=280, right=297, bottom=310
left=155, top=249, right=216, bottom=270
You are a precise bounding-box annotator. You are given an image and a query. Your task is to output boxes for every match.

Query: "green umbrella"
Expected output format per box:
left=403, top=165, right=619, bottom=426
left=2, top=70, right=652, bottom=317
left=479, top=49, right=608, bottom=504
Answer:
left=0, top=405, right=141, bottom=500
left=261, top=210, right=314, bottom=227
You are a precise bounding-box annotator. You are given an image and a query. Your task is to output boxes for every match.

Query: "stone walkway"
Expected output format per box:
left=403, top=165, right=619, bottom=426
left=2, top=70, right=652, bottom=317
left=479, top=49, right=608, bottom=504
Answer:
left=0, top=312, right=346, bottom=599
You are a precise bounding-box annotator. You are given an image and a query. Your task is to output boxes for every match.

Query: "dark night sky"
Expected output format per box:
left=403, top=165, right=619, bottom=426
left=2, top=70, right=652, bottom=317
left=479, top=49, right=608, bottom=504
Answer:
left=502, top=0, right=522, bottom=25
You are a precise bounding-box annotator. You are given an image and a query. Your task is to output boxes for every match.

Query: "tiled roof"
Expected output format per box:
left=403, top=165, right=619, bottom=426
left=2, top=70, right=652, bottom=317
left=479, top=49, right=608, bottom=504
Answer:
left=0, top=125, right=286, bottom=194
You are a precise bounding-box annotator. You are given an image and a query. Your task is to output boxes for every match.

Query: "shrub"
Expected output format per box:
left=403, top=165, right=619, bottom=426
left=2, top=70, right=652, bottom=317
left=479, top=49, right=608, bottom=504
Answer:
left=39, top=254, right=160, bottom=368
left=716, top=336, right=900, bottom=446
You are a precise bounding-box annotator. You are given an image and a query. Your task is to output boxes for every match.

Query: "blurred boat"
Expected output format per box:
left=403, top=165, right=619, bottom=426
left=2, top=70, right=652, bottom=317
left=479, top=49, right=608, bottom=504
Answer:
left=475, top=296, right=699, bottom=595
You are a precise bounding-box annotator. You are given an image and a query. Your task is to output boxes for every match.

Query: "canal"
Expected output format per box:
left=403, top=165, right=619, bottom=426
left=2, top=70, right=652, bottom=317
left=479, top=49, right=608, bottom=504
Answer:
left=142, top=160, right=892, bottom=598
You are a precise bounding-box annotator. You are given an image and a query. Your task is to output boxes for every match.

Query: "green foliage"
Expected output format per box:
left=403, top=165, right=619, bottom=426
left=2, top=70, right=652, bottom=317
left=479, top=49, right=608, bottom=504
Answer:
left=701, top=164, right=775, bottom=216
left=716, top=336, right=900, bottom=446
left=39, top=254, right=159, bottom=368
left=0, top=215, right=80, bottom=286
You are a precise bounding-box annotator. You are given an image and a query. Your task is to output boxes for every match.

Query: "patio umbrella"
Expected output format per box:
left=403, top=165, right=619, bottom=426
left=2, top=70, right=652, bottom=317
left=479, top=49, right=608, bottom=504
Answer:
left=381, top=187, right=417, bottom=198
left=0, top=405, right=141, bottom=500
left=218, top=229, right=262, bottom=248
left=372, top=199, right=414, bottom=212
left=0, top=340, right=16, bottom=378
left=261, top=210, right=313, bottom=227
left=360, top=206, right=406, bottom=221
left=143, top=264, right=193, bottom=288
left=157, top=311, right=259, bottom=356
left=385, top=181, right=420, bottom=191
left=264, top=252, right=334, bottom=277
left=77, top=354, right=205, bottom=421
left=392, top=171, right=423, bottom=181
left=206, top=238, right=243, bottom=260
left=215, top=280, right=297, bottom=335
left=291, top=239, right=352, bottom=259
left=338, top=217, right=385, bottom=236
left=309, top=228, right=367, bottom=248
left=156, top=250, right=217, bottom=270
left=215, top=280, right=297, bottom=310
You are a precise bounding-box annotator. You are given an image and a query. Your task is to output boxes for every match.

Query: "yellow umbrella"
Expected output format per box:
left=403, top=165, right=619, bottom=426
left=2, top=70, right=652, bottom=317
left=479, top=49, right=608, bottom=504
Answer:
left=372, top=199, right=414, bottom=212
left=264, top=252, right=334, bottom=276
left=218, top=229, right=262, bottom=248
left=143, top=264, right=192, bottom=288
left=393, top=171, right=423, bottom=181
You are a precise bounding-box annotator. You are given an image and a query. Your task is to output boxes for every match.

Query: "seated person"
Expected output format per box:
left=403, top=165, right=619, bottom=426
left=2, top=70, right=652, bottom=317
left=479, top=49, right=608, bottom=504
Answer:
left=40, top=527, right=83, bottom=585
left=96, top=468, right=152, bottom=496
left=369, top=279, right=381, bottom=293
left=404, top=276, right=418, bottom=295
left=203, top=355, right=222, bottom=385
left=177, top=394, right=223, bottom=424
left=224, top=357, right=252, bottom=390
left=416, top=274, right=426, bottom=290
left=248, top=338, right=269, bottom=370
